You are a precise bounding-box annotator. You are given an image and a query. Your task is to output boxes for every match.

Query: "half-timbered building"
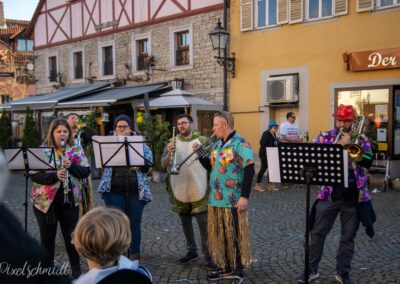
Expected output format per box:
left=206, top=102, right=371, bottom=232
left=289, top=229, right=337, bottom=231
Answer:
left=25, top=0, right=225, bottom=136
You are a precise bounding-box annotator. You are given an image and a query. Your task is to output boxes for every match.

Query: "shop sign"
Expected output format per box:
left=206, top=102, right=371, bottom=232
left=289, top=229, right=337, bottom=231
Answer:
left=343, top=47, right=400, bottom=72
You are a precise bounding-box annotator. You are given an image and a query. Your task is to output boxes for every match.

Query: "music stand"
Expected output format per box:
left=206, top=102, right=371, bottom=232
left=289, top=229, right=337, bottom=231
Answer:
left=92, top=135, right=153, bottom=257
left=267, top=143, right=348, bottom=284
left=3, top=147, right=56, bottom=233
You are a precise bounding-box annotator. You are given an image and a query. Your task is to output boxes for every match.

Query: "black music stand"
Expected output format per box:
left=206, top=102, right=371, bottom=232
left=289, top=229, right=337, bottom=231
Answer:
left=267, top=143, right=348, bottom=284
left=3, top=147, right=56, bottom=233
left=92, top=135, right=153, bottom=256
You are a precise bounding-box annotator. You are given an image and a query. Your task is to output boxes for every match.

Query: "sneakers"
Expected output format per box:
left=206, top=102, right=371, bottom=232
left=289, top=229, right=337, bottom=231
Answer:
left=207, top=269, right=233, bottom=281
left=297, top=271, right=320, bottom=283
left=335, top=274, right=354, bottom=284
left=267, top=183, right=279, bottom=191
left=205, top=258, right=218, bottom=270
left=254, top=183, right=266, bottom=192
left=179, top=252, right=199, bottom=264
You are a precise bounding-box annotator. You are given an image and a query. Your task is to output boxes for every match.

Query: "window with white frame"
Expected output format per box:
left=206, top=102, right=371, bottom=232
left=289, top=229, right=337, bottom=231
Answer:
left=256, top=0, right=277, bottom=27
left=47, top=55, right=58, bottom=82
left=72, top=51, right=84, bottom=80
left=98, top=41, right=115, bottom=77
left=377, top=0, right=400, bottom=8
left=307, top=0, right=333, bottom=20
left=170, top=25, right=193, bottom=70
left=132, top=33, right=151, bottom=73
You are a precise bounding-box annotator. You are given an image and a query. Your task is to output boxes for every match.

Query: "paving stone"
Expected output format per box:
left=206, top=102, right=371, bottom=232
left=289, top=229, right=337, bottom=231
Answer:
left=1, top=173, right=399, bottom=283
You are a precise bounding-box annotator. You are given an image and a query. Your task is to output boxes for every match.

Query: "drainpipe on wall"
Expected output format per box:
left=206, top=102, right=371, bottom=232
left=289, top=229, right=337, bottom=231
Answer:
left=223, top=0, right=228, bottom=111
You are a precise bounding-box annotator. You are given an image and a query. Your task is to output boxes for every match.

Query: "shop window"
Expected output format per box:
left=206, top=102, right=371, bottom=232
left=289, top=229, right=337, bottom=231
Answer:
left=337, top=89, right=389, bottom=154
left=257, top=0, right=277, bottom=27
left=307, top=0, right=333, bottom=20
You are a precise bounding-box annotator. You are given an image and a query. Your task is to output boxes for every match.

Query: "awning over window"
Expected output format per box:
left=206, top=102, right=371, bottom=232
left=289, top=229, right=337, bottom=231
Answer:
left=9, top=82, right=113, bottom=111
left=56, top=82, right=168, bottom=108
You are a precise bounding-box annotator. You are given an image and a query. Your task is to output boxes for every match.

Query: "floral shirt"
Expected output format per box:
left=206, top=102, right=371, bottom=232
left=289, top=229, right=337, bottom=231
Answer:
left=209, top=132, right=254, bottom=208
left=316, top=129, right=372, bottom=203
left=31, top=144, right=89, bottom=213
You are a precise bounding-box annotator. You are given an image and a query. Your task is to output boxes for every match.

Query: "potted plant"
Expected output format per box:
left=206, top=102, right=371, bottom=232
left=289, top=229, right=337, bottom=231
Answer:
left=22, top=108, right=39, bottom=147
left=0, top=109, right=12, bottom=147
left=140, top=115, right=170, bottom=182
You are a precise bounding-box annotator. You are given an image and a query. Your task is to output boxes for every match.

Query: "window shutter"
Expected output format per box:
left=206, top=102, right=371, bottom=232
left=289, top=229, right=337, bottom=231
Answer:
left=356, top=0, right=374, bottom=12
left=334, top=0, right=348, bottom=15
left=240, top=0, right=254, bottom=31
left=277, top=0, right=289, bottom=24
left=289, top=0, right=303, bottom=24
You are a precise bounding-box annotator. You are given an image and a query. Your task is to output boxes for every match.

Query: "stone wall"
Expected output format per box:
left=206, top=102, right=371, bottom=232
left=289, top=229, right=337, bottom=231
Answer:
left=34, top=10, right=225, bottom=105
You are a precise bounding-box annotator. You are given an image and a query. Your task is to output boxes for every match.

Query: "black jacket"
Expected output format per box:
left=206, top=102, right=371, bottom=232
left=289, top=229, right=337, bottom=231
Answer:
left=259, top=130, right=279, bottom=157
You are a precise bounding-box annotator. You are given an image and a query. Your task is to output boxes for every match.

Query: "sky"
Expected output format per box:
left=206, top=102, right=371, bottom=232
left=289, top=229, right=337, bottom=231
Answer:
left=3, top=0, right=40, bottom=21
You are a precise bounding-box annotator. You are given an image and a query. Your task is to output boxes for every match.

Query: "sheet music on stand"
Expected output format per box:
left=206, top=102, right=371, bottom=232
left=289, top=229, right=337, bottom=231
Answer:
left=4, top=147, right=56, bottom=171
left=267, top=142, right=348, bottom=284
left=3, top=146, right=56, bottom=234
left=267, top=143, right=348, bottom=187
left=92, top=135, right=153, bottom=168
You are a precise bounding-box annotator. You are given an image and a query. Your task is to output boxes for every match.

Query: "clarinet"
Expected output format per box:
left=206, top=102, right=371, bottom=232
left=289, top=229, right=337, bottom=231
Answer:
left=60, top=138, right=71, bottom=205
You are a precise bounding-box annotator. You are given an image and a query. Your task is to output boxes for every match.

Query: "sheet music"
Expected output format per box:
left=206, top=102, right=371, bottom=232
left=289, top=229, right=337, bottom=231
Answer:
left=92, top=135, right=145, bottom=168
left=266, top=147, right=281, bottom=183
left=4, top=149, right=24, bottom=170
left=4, top=148, right=56, bottom=171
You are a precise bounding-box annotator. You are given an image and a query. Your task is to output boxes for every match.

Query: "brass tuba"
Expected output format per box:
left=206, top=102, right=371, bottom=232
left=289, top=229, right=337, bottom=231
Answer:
left=170, top=134, right=216, bottom=175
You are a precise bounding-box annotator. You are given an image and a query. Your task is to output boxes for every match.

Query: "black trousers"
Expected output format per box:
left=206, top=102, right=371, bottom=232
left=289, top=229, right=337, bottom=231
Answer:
left=33, top=190, right=81, bottom=274
left=256, top=154, right=268, bottom=183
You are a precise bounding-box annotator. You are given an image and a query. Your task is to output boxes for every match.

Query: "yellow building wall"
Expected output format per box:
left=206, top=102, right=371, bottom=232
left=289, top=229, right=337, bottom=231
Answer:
left=229, top=0, right=400, bottom=149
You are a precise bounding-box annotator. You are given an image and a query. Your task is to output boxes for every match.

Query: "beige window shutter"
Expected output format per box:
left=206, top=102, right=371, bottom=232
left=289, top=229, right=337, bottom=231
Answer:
left=277, top=0, right=289, bottom=24
left=240, top=0, right=254, bottom=32
left=356, top=0, right=374, bottom=12
left=289, top=0, right=303, bottom=24
left=334, top=0, right=348, bottom=16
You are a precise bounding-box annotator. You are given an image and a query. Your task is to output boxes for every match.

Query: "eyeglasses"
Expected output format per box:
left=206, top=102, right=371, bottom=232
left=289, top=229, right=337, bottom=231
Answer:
left=177, top=121, right=190, bottom=126
left=116, top=125, right=130, bottom=129
left=291, top=116, right=296, bottom=119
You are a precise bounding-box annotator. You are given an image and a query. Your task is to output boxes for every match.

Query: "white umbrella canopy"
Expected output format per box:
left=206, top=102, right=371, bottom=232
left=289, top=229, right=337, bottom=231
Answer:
left=132, top=88, right=219, bottom=109
left=160, top=88, right=196, bottom=96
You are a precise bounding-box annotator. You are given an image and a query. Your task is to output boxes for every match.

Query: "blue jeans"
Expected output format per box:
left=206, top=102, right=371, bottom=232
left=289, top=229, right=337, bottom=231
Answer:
left=102, top=192, right=145, bottom=255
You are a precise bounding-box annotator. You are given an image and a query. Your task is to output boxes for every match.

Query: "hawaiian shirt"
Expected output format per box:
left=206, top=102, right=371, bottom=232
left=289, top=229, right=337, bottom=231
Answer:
left=31, top=144, right=89, bottom=213
left=316, top=129, right=372, bottom=203
left=209, top=132, right=254, bottom=208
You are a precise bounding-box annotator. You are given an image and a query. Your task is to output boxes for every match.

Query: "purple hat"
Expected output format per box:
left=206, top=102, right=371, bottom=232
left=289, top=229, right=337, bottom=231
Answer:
left=113, top=115, right=133, bottom=130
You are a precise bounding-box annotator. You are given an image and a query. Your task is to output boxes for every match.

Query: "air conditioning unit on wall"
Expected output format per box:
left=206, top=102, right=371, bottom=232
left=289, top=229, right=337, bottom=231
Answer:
left=266, top=75, right=299, bottom=104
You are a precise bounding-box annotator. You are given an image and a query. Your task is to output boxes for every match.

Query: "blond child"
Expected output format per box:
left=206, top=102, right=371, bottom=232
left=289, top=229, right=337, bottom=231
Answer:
left=72, top=207, right=152, bottom=284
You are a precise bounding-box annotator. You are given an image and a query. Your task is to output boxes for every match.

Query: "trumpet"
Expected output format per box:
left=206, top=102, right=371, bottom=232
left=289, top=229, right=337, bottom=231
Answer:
left=60, top=138, right=71, bottom=204
left=169, top=127, right=179, bottom=174
left=170, top=134, right=216, bottom=175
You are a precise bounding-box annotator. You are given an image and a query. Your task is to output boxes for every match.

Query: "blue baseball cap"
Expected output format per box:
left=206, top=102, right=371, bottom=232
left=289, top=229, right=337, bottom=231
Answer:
left=268, top=120, right=278, bottom=128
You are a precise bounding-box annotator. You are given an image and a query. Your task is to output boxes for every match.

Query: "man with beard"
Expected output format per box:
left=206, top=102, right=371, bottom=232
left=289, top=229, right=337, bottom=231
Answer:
left=297, top=105, right=375, bottom=284
left=161, top=114, right=215, bottom=269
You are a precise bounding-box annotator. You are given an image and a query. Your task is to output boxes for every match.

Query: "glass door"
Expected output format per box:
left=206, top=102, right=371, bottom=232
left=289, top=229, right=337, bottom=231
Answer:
left=337, top=88, right=390, bottom=159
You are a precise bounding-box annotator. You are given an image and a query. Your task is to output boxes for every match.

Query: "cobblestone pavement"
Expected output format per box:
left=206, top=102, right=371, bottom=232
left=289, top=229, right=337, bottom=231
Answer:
left=2, top=173, right=400, bottom=283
